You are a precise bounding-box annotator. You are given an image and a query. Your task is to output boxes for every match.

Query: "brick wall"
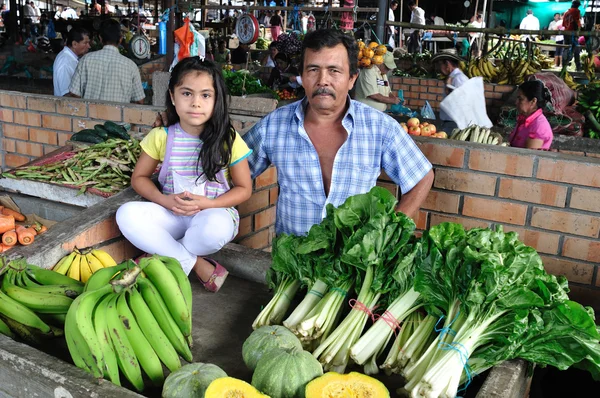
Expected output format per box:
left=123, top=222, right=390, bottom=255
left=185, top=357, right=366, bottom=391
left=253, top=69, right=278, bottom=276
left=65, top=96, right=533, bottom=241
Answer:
left=377, top=138, right=600, bottom=310
left=389, top=76, right=516, bottom=121
left=138, top=56, right=167, bottom=87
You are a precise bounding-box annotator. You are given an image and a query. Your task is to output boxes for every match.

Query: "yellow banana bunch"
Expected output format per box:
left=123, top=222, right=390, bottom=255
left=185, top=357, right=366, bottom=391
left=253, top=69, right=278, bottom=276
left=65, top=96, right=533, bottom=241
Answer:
left=53, top=248, right=118, bottom=283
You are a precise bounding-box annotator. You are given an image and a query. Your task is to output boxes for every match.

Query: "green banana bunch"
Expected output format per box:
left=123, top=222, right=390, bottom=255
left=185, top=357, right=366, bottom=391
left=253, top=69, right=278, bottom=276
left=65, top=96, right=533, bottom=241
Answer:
left=65, top=256, right=193, bottom=391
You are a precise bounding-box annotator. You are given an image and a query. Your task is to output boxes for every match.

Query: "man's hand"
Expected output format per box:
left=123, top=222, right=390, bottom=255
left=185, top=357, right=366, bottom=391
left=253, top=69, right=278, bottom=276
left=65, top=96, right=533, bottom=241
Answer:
left=153, top=111, right=167, bottom=128
left=389, top=93, right=401, bottom=104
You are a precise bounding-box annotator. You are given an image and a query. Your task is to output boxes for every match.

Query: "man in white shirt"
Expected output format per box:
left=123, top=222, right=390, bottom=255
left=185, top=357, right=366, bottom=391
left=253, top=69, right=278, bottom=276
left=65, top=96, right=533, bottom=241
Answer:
left=388, top=0, right=398, bottom=48
left=53, top=27, right=90, bottom=96
left=407, top=0, right=425, bottom=53
left=549, top=13, right=564, bottom=67
left=61, top=6, right=78, bottom=20
left=520, top=9, right=540, bottom=40
left=467, top=14, right=485, bottom=57
left=432, top=50, right=470, bottom=131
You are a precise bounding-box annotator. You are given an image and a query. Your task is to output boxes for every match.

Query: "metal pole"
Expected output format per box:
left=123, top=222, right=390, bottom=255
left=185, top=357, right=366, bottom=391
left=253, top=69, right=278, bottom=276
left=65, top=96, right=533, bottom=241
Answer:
left=376, top=0, right=386, bottom=44
left=399, top=0, right=403, bottom=47
left=166, top=0, right=174, bottom=68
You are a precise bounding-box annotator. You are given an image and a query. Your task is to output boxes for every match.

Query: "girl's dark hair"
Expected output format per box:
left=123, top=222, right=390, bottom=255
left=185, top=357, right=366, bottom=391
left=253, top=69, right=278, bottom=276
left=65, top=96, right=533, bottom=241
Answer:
left=165, top=57, right=234, bottom=182
left=300, top=29, right=359, bottom=76
left=519, top=80, right=552, bottom=110
left=274, top=52, right=289, bottom=63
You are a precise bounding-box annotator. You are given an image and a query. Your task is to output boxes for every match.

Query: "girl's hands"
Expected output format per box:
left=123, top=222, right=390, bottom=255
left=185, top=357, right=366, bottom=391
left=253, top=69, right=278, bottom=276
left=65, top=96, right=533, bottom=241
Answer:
left=164, top=191, right=213, bottom=216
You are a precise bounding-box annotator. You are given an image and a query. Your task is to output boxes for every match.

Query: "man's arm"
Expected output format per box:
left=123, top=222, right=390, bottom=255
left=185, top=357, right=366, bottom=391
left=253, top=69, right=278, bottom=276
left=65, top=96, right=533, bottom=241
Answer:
left=368, top=93, right=400, bottom=104
left=396, top=169, right=433, bottom=219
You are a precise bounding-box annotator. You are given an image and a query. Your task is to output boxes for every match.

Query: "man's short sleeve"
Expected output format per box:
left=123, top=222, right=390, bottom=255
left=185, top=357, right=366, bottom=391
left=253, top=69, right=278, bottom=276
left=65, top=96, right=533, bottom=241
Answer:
left=130, top=66, right=146, bottom=102
left=140, top=127, right=167, bottom=161
left=355, top=68, right=379, bottom=99
left=381, top=119, right=432, bottom=194
left=243, top=120, right=271, bottom=179
left=69, top=60, right=84, bottom=96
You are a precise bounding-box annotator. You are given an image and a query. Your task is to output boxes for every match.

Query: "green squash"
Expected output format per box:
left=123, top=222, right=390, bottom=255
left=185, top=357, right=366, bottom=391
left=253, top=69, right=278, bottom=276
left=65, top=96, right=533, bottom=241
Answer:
left=243, top=325, right=303, bottom=371
left=162, top=362, right=227, bottom=398
left=252, top=349, right=323, bottom=398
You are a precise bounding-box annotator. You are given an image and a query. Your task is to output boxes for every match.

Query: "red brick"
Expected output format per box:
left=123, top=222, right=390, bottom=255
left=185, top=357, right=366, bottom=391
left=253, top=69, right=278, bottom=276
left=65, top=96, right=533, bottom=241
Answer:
left=123, top=107, right=160, bottom=125
left=422, top=93, right=437, bottom=101
left=231, top=119, right=243, bottom=132
left=237, top=190, right=269, bottom=215
left=255, top=167, right=277, bottom=189
left=540, top=255, right=594, bottom=285
left=428, top=87, right=443, bottom=94
left=414, top=210, right=428, bottom=230
left=536, top=158, right=600, bottom=188
left=494, top=84, right=516, bottom=93
left=562, top=237, right=600, bottom=263
left=0, top=109, right=14, bottom=122
left=44, top=145, right=60, bottom=155
left=236, top=215, right=253, bottom=238
left=4, top=153, right=30, bottom=168
left=95, top=239, right=141, bottom=264
left=422, top=190, right=460, bottom=214
left=15, top=141, right=44, bottom=157
left=434, top=169, right=496, bottom=196
left=416, top=142, right=465, bottom=168
left=41, top=114, right=72, bottom=131
left=586, top=152, right=600, bottom=158
left=29, top=128, right=58, bottom=146
left=569, top=187, right=600, bottom=213
left=254, top=206, right=276, bottom=230
left=2, top=138, right=16, bottom=153
left=64, top=218, right=121, bottom=251
left=269, top=187, right=279, bottom=205
left=237, top=229, right=270, bottom=250
left=88, top=103, right=123, bottom=121
left=28, top=97, right=57, bottom=113
left=376, top=181, right=399, bottom=198
left=463, top=196, right=527, bottom=225
left=14, top=111, right=42, bottom=127
left=56, top=99, right=88, bottom=117
left=558, top=150, right=585, bottom=156
left=530, top=207, right=600, bottom=238
left=484, top=84, right=494, bottom=92
left=429, top=213, right=491, bottom=230
left=498, top=178, right=567, bottom=207
left=468, top=149, right=534, bottom=177
left=501, top=226, right=560, bottom=255
left=0, top=93, right=26, bottom=108
left=2, top=124, right=28, bottom=140
left=57, top=132, right=73, bottom=146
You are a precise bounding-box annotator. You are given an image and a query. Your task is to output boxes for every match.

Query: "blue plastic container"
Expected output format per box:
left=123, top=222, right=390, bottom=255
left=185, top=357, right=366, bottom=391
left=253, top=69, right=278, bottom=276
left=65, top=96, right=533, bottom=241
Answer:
left=158, top=22, right=167, bottom=55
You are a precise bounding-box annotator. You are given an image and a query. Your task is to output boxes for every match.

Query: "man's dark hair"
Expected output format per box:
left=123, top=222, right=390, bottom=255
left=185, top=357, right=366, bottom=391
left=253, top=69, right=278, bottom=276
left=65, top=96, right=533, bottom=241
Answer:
left=66, top=27, right=89, bottom=48
left=300, top=29, right=358, bottom=76
left=408, top=1, right=416, bottom=7
left=443, top=58, right=459, bottom=67
left=391, top=1, right=399, bottom=6
left=100, top=18, right=121, bottom=45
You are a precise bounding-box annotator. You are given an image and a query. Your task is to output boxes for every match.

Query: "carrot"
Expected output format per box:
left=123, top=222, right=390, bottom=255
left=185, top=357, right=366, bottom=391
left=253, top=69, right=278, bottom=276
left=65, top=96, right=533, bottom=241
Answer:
left=15, top=225, right=36, bottom=246
left=33, top=222, right=48, bottom=235
left=2, top=229, right=17, bottom=246
left=1, top=208, right=25, bottom=222
left=0, top=243, right=11, bottom=253
left=0, top=215, right=15, bottom=235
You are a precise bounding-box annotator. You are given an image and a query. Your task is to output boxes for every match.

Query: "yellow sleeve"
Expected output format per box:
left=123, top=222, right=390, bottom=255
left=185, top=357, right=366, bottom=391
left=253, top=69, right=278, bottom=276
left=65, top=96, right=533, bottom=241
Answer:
left=230, top=131, right=252, bottom=166
left=140, top=127, right=167, bottom=161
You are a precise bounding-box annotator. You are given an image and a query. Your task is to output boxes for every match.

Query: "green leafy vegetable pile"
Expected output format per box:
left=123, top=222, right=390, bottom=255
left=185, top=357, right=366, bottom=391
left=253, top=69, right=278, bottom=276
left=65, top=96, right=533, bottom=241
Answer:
left=222, top=70, right=275, bottom=97
left=252, top=187, right=600, bottom=397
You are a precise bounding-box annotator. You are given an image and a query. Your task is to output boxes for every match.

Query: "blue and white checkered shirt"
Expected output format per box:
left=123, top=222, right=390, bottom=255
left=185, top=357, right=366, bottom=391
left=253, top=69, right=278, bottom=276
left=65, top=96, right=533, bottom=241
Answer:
left=243, top=97, right=432, bottom=236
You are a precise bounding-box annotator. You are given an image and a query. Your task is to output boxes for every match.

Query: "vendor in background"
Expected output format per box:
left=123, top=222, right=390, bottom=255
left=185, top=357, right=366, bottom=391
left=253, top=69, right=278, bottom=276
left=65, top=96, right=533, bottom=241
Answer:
left=549, top=13, right=564, bottom=68
left=407, top=0, right=425, bottom=54
left=562, top=1, right=582, bottom=72
left=53, top=27, right=90, bottom=96
left=519, top=9, right=540, bottom=41
left=261, top=41, right=278, bottom=67
left=467, top=14, right=485, bottom=57
left=214, top=39, right=231, bottom=64
left=432, top=50, right=469, bottom=132
left=354, top=52, right=400, bottom=112
left=267, top=53, right=298, bottom=90
left=270, top=10, right=283, bottom=41
left=388, top=0, right=398, bottom=48
left=508, top=80, right=553, bottom=150
left=231, top=43, right=249, bottom=65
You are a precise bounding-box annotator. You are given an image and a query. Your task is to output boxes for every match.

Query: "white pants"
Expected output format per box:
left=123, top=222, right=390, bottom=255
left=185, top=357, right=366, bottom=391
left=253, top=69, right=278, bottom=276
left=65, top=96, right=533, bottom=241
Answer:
left=116, top=201, right=236, bottom=275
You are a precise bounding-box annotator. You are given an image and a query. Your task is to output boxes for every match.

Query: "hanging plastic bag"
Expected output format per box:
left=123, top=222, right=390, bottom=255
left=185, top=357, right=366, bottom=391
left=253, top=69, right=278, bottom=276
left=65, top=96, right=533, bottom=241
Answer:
left=47, top=20, right=56, bottom=39
left=420, top=101, right=436, bottom=120
left=189, top=22, right=206, bottom=58
left=174, top=17, right=194, bottom=60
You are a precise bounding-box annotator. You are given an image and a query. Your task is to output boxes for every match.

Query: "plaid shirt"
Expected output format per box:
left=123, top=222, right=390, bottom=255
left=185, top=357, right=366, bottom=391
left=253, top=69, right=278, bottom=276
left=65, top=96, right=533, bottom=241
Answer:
left=243, top=97, right=432, bottom=236
left=69, top=46, right=145, bottom=103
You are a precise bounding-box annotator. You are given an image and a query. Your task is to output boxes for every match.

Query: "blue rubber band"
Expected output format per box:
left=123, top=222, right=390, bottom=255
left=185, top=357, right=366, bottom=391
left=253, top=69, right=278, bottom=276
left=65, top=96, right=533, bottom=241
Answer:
left=330, top=287, right=348, bottom=296
left=308, top=289, right=324, bottom=299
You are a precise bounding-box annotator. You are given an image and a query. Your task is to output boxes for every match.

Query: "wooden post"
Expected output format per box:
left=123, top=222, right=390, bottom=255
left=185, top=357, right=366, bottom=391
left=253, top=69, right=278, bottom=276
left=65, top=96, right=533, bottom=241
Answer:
left=283, top=0, right=287, bottom=33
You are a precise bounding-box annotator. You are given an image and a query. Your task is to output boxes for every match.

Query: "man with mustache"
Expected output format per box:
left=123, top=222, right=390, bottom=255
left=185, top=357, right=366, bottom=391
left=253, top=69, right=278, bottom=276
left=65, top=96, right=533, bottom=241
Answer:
left=243, top=29, right=433, bottom=237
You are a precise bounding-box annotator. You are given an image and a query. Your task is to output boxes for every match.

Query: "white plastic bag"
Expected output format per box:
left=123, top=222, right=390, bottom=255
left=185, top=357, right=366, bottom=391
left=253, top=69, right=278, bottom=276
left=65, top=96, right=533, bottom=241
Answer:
left=171, top=171, right=206, bottom=196
left=439, top=77, right=493, bottom=129
left=421, top=101, right=436, bottom=120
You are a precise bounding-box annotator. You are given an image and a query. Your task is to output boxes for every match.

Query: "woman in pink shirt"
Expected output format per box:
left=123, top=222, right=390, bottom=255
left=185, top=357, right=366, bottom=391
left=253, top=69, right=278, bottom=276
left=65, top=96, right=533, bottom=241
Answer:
left=508, top=80, right=553, bottom=150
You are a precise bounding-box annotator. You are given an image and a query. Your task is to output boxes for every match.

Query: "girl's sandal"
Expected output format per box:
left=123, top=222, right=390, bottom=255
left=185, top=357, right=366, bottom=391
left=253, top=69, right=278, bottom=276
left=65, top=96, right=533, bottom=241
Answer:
left=197, top=258, right=229, bottom=293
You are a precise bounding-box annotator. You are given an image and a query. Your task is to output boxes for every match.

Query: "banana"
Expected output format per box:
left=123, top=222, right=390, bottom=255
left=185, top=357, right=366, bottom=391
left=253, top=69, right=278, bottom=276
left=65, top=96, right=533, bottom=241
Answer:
left=140, top=257, right=190, bottom=337
left=106, top=294, right=144, bottom=392
left=0, top=315, right=43, bottom=345
left=2, top=277, right=74, bottom=313
left=84, top=261, right=130, bottom=293
left=156, top=256, right=192, bottom=338
left=24, top=283, right=83, bottom=298
left=116, top=292, right=164, bottom=385
left=137, top=277, right=192, bottom=362
left=68, top=254, right=82, bottom=282
left=86, top=253, right=104, bottom=274
left=38, top=312, right=67, bottom=327
left=68, top=284, right=113, bottom=378
left=26, top=264, right=84, bottom=287
left=79, top=254, right=93, bottom=284
left=65, top=299, right=102, bottom=377
left=18, top=271, right=40, bottom=288
left=0, top=289, right=50, bottom=333
left=53, top=252, right=77, bottom=275
left=94, top=293, right=120, bottom=385
left=128, top=288, right=181, bottom=372
left=91, top=249, right=117, bottom=268
left=0, top=315, right=14, bottom=338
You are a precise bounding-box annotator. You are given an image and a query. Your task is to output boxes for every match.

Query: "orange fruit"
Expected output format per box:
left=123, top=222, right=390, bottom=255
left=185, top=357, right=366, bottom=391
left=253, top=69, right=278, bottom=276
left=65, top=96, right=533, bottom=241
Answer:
left=368, top=41, right=379, bottom=49
left=375, top=45, right=387, bottom=55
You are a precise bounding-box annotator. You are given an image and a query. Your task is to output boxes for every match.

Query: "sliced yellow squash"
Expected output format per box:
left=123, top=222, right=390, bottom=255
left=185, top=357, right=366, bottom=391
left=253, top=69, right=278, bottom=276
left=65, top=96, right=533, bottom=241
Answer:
left=205, top=377, right=270, bottom=398
left=305, top=372, right=390, bottom=397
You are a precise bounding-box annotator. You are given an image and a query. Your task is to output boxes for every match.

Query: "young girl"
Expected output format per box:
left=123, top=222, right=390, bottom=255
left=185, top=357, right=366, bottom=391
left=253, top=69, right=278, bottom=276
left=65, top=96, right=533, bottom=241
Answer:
left=116, top=57, right=253, bottom=292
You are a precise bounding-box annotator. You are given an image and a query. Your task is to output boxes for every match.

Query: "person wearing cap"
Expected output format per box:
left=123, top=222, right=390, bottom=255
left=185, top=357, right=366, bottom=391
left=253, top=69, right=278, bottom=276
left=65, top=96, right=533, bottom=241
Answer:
left=432, top=50, right=470, bottom=131
left=519, top=9, right=540, bottom=40
left=562, top=1, right=582, bottom=71
left=354, top=51, right=400, bottom=112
